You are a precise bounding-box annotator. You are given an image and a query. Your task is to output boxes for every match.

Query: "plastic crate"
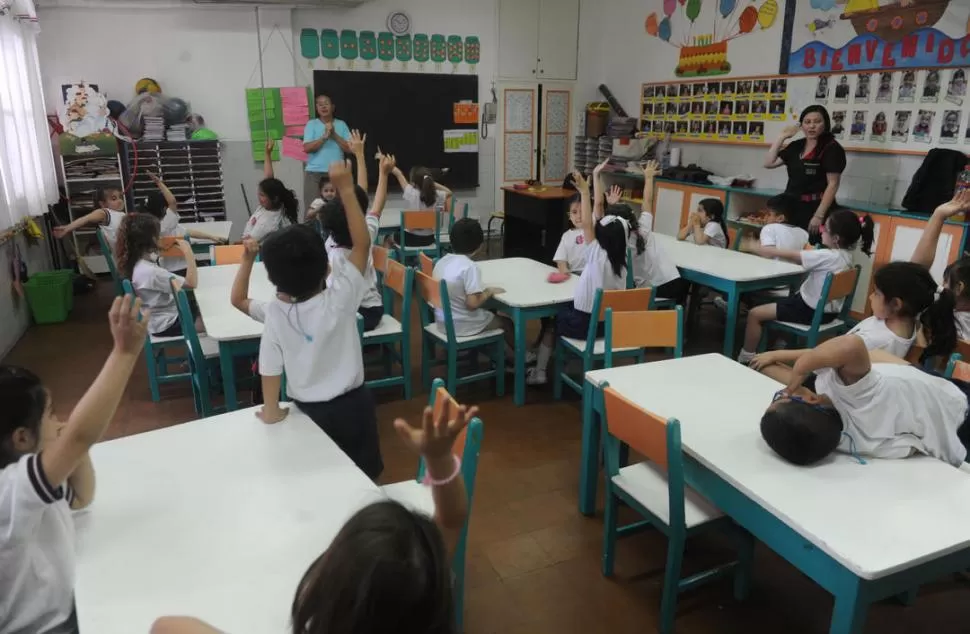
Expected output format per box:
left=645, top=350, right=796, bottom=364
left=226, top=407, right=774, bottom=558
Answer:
left=24, top=272, right=73, bottom=324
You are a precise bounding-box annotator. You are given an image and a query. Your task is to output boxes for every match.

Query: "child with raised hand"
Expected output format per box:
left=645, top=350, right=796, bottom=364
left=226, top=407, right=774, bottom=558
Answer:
left=116, top=212, right=201, bottom=336
left=635, top=160, right=687, bottom=303
left=388, top=154, right=453, bottom=247
left=151, top=401, right=478, bottom=634
left=307, top=129, right=366, bottom=222
left=231, top=160, right=383, bottom=479
left=751, top=261, right=953, bottom=377
left=141, top=172, right=226, bottom=273
left=52, top=185, right=126, bottom=248
left=736, top=208, right=875, bottom=365
left=911, top=190, right=970, bottom=344
left=320, top=151, right=393, bottom=332
left=678, top=198, right=728, bottom=248
left=0, top=294, right=148, bottom=634
left=528, top=171, right=628, bottom=386
left=242, top=139, right=299, bottom=243
left=759, top=334, right=969, bottom=467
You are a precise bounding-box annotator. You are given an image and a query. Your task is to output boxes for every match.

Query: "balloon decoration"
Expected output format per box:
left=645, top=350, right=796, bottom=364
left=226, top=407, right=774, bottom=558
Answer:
left=663, top=0, right=676, bottom=17
left=739, top=5, right=758, bottom=33
left=658, top=17, right=672, bottom=42
left=758, top=0, right=778, bottom=29
left=646, top=12, right=659, bottom=35
left=718, top=0, right=736, bottom=19
left=685, top=0, right=701, bottom=23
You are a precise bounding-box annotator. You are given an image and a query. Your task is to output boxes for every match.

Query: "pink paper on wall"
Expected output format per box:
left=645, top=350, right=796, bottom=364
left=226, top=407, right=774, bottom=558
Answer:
left=283, top=107, right=310, bottom=126
left=282, top=136, right=308, bottom=162
left=280, top=87, right=309, bottom=105
left=286, top=126, right=305, bottom=137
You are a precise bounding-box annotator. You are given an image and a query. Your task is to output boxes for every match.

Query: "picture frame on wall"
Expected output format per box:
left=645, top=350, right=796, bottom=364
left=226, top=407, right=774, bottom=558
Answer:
left=831, top=110, right=846, bottom=139
left=892, top=110, right=912, bottom=142
left=870, top=111, right=887, bottom=143
left=850, top=110, right=867, bottom=141
left=898, top=71, right=917, bottom=103
left=854, top=74, right=871, bottom=104
left=913, top=109, right=935, bottom=143
left=945, top=69, right=966, bottom=106
left=940, top=110, right=961, bottom=144
left=921, top=70, right=941, bottom=103
left=875, top=72, right=893, bottom=103
left=834, top=75, right=850, bottom=103
left=815, top=76, right=829, bottom=102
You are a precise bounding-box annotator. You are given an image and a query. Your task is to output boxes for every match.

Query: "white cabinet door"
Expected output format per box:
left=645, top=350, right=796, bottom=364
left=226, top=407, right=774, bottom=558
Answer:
left=537, top=0, right=579, bottom=81
left=498, top=0, right=540, bottom=80
left=889, top=224, right=954, bottom=283
left=654, top=186, right=685, bottom=237
left=541, top=85, right=572, bottom=183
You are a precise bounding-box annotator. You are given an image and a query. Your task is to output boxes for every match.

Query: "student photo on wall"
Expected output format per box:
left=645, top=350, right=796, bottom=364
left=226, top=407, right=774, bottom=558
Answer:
left=898, top=71, right=916, bottom=102
left=718, top=121, right=732, bottom=136
left=664, top=121, right=676, bottom=134
left=689, top=120, right=702, bottom=136
left=655, top=85, right=666, bottom=99
left=768, top=100, right=786, bottom=120
left=693, top=82, right=706, bottom=97
left=751, top=99, right=767, bottom=118
left=921, top=70, right=941, bottom=103
left=941, top=110, right=961, bottom=144
left=834, top=75, right=850, bottom=102
left=705, top=100, right=718, bottom=116
left=854, top=73, right=871, bottom=103
left=737, top=80, right=752, bottom=96
left=815, top=75, right=829, bottom=101
left=749, top=121, right=765, bottom=139
left=666, top=102, right=678, bottom=116
left=641, top=120, right=653, bottom=133
left=735, top=100, right=750, bottom=118
left=707, top=81, right=720, bottom=99
left=770, top=78, right=787, bottom=98
left=850, top=110, right=867, bottom=140
left=913, top=109, right=935, bottom=142
left=703, top=120, right=717, bottom=137
left=669, top=84, right=680, bottom=101
left=946, top=69, right=966, bottom=106
left=719, top=100, right=734, bottom=118
left=870, top=111, right=887, bottom=142
left=753, top=79, right=769, bottom=96
left=642, top=103, right=654, bottom=117
left=643, top=85, right=655, bottom=100
left=733, top=121, right=748, bottom=140
left=892, top=110, right=912, bottom=142
left=691, top=101, right=704, bottom=116
left=721, top=81, right=736, bottom=97
left=876, top=72, right=893, bottom=103
left=678, top=102, right=691, bottom=117
left=675, top=121, right=687, bottom=134
left=679, top=84, right=692, bottom=98
left=831, top=110, right=846, bottom=139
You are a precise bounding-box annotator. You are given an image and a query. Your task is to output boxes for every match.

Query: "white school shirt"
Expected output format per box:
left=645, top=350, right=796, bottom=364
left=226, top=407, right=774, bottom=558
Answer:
left=846, top=316, right=915, bottom=358
left=308, top=197, right=326, bottom=216
left=798, top=248, right=853, bottom=312
left=0, top=454, right=77, bottom=634
left=574, top=242, right=626, bottom=313
left=433, top=253, right=496, bottom=337
left=99, top=209, right=126, bottom=250
left=633, top=212, right=679, bottom=289
left=132, top=258, right=184, bottom=334
left=553, top=228, right=587, bottom=273
left=684, top=221, right=727, bottom=248
left=324, top=215, right=382, bottom=310
left=253, top=262, right=368, bottom=403
left=955, top=311, right=970, bottom=341
left=402, top=185, right=446, bottom=237
left=242, top=206, right=291, bottom=243
left=159, top=208, right=189, bottom=272
left=815, top=363, right=968, bottom=466
left=759, top=223, right=809, bottom=253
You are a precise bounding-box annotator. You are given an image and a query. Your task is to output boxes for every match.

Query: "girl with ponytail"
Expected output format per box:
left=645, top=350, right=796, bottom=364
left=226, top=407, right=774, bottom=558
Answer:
left=388, top=158, right=453, bottom=247
left=243, top=139, right=298, bottom=244
left=118, top=213, right=200, bottom=337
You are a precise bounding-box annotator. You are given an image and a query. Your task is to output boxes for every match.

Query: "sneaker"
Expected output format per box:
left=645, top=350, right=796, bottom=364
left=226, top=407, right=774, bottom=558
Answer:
left=713, top=296, right=728, bottom=313
left=526, top=367, right=547, bottom=386
left=504, top=351, right=538, bottom=372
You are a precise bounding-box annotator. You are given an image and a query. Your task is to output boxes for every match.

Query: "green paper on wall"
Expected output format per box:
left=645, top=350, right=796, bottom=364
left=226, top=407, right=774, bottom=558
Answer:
left=447, top=36, right=463, bottom=64
left=430, top=34, right=446, bottom=63
left=300, top=29, right=320, bottom=59
left=395, top=34, right=412, bottom=62
left=340, top=29, right=359, bottom=60
left=253, top=141, right=280, bottom=162
left=321, top=29, right=340, bottom=60
left=413, top=34, right=430, bottom=63
left=377, top=32, right=395, bottom=62
left=464, top=36, right=480, bottom=65
left=359, top=31, right=377, bottom=62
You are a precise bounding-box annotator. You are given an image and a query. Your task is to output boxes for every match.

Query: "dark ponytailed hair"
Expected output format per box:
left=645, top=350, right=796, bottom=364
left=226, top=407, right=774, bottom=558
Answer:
left=595, top=217, right=629, bottom=278
left=291, top=501, right=455, bottom=634
left=140, top=192, right=168, bottom=219
left=319, top=185, right=370, bottom=248
left=115, top=212, right=161, bottom=281
left=697, top=198, right=727, bottom=242
left=409, top=167, right=437, bottom=208
left=261, top=224, right=329, bottom=300
left=606, top=203, right=645, bottom=255
left=825, top=208, right=875, bottom=256
left=0, top=365, right=47, bottom=469
left=761, top=400, right=843, bottom=466
left=259, top=177, right=299, bottom=225
left=871, top=262, right=954, bottom=360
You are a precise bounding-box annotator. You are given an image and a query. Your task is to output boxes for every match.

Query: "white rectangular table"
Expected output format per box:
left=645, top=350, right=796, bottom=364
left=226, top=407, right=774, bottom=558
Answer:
left=183, top=220, right=233, bottom=243
left=76, top=406, right=382, bottom=634
left=194, top=263, right=275, bottom=410
left=653, top=234, right=804, bottom=356
left=580, top=354, right=970, bottom=634
left=479, top=257, right=579, bottom=405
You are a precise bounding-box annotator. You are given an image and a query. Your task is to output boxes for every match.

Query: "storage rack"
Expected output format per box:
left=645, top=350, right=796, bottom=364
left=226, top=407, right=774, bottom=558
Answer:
left=121, top=140, right=226, bottom=222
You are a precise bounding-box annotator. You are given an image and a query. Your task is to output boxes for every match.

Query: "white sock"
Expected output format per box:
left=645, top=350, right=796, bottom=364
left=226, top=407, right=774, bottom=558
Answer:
left=536, top=343, right=553, bottom=371
left=737, top=349, right=756, bottom=364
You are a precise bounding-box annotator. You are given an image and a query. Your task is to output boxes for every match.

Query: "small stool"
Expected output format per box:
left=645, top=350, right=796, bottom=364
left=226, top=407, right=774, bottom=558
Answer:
left=486, top=210, right=505, bottom=256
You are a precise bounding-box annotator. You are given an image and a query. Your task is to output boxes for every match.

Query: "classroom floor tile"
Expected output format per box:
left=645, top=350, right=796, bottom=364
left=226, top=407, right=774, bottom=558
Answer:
left=8, top=279, right=970, bottom=633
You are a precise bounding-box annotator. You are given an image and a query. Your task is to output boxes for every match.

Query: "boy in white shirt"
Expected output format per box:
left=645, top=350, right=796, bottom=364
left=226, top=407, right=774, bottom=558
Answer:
left=432, top=218, right=511, bottom=345
left=141, top=172, right=226, bottom=273
left=0, top=295, right=147, bottom=634
left=757, top=194, right=810, bottom=254
left=761, top=334, right=970, bottom=467
left=553, top=194, right=588, bottom=274
left=230, top=161, right=383, bottom=479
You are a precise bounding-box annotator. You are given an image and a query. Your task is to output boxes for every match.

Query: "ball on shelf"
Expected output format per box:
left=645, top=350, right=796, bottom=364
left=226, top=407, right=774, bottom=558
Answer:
left=162, top=98, right=190, bottom=125
left=135, top=77, right=161, bottom=95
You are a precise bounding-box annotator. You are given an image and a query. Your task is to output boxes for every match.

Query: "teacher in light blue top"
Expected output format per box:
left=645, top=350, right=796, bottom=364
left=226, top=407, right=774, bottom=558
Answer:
left=302, top=93, right=351, bottom=218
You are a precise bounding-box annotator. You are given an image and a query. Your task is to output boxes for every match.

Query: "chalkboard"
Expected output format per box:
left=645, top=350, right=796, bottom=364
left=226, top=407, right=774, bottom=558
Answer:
left=313, top=70, right=479, bottom=190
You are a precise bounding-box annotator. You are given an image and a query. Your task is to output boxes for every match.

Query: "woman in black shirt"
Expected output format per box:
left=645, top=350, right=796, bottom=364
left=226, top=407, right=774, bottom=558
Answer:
left=763, top=105, right=847, bottom=235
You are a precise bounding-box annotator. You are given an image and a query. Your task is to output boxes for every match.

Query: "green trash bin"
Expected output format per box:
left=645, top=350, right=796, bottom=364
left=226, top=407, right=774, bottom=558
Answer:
left=24, top=271, right=73, bottom=324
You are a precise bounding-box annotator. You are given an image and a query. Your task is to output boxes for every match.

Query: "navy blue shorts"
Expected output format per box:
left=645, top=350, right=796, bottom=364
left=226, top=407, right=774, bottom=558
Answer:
left=555, top=306, right=602, bottom=340
left=775, top=293, right=838, bottom=325
left=296, top=385, right=384, bottom=480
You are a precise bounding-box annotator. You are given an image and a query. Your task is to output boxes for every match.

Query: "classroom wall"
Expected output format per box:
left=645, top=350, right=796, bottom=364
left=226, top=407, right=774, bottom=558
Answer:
left=0, top=238, right=52, bottom=359
left=35, top=0, right=499, bottom=233
left=575, top=0, right=924, bottom=208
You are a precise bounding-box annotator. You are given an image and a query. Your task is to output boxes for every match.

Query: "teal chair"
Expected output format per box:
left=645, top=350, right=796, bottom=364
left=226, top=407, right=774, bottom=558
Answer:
left=380, top=378, right=483, bottom=632
left=396, top=210, right=442, bottom=264
left=601, top=384, right=753, bottom=634
left=413, top=269, right=504, bottom=397
left=358, top=258, right=413, bottom=399
left=757, top=265, right=861, bottom=350
left=553, top=287, right=655, bottom=400
left=170, top=280, right=221, bottom=416
left=97, top=228, right=123, bottom=296
left=439, top=200, right=469, bottom=253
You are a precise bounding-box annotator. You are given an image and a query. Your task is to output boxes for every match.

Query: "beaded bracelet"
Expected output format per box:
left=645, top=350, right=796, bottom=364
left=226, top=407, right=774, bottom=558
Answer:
left=421, top=454, right=462, bottom=487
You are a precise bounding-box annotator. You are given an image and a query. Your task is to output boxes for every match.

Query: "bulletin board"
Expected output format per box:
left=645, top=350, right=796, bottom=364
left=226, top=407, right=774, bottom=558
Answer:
left=313, top=70, right=479, bottom=189
left=639, top=74, right=796, bottom=147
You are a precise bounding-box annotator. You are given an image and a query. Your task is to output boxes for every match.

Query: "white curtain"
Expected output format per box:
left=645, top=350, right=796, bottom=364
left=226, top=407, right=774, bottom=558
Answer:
left=0, top=0, right=57, bottom=232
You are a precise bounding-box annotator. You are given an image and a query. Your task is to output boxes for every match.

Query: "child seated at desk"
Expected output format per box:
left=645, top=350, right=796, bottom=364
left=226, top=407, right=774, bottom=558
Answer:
left=230, top=161, right=383, bottom=480
left=141, top=172, right=226, bottom=274
left=759, top=334, right=969, bottom=467
left=0, top=295, right=147, bottom=634
left=736, top=209, right=875, bottom=365
left=151, top=402, right=478, bottom=634
left=634, top=161, right=688, bottom=304
left=677, top=198, right=728, bottom=248
left=755, top=194, right=810, bottom=254
left=553, top=193, right=588, bottom=274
